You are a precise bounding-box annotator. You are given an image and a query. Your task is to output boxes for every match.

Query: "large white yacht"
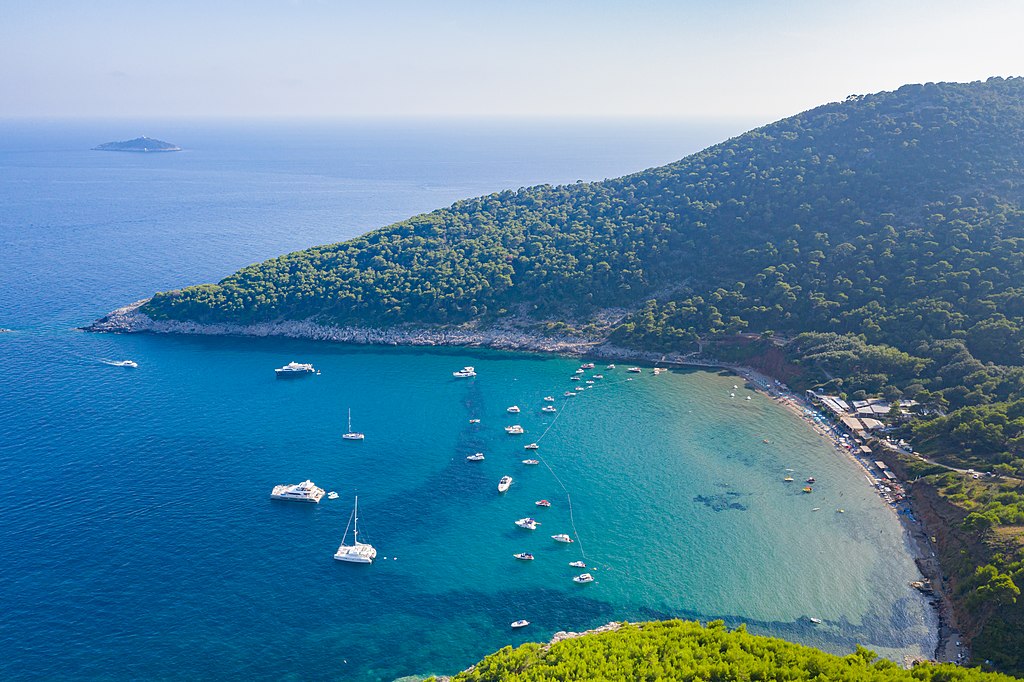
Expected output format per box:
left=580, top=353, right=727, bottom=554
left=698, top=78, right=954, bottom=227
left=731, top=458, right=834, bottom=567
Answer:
left=275, top=361, right=316, bottom=378
left=334, top=496, right=377, bottom=564
left=270, top=479, right=324, bottom=503
left=453, top=366, right=477, bottom=378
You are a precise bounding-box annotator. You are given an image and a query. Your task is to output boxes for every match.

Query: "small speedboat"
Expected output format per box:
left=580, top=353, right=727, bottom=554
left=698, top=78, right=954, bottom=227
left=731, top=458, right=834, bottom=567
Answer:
left=327, top=491, right=339, bottom=500
left=580, top=363, right=595, bottom=369
left=505, top=424, right=524, bottom=435
left=541, top=406, right=557, bottom=413
left=570, top=376, right=581, bottom=381
left=575, top=368, right=585, bottom=374
left=511, top=620, right=530, bottom=629
left=552, top=534, right=573, bottom=543
left=563, top=391, right=576, bottom=397
left=593, top=374, right=604, bottom=379
left=585, top=380, right=594, bottom=385
left=575, top=387, right=585, bottom=392
left=543, top=396, right=555, bottom=402
left=515, top=517, right=539, bottom=529
left=524, top=443, right=539, bottom=450
left=606, top=364, right=616, bottom=369
left=806, top=477, right=816, bottom=484
left=809, top=617, right=822, bottom=625
left=469, top=419, right=481, bottom=424
left=573, top=573, right=594, bottom=583
left=802, top=486, right=813, bottom=493
left=110, top=360, right=138, bottom=368
left=783, top=476, right=794, bottom=482
left=522, top=459, right=540, bottom=465
left=627, top=367, right=642, bottom=373
left=569, top=560, right=586, bottom=568
left=514, top=552, right=535, bottom=561
left=507, top=405, right=521, bottom=413
left=498, top=476, right=513, bottom=493
left=466, top=453, right=485, bottom=461
left=535, top=499, right=551, bottom=507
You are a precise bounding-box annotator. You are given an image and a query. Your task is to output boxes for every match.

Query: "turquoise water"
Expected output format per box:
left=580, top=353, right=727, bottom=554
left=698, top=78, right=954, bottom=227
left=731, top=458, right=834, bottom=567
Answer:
left=0, top=121, right=933, bottom=680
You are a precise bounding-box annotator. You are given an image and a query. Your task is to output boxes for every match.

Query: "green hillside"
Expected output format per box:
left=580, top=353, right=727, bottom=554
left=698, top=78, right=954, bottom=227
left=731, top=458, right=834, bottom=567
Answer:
left=428, top=620, right=1013, bottom=681
left=135, top=77, right=1024, bottom=672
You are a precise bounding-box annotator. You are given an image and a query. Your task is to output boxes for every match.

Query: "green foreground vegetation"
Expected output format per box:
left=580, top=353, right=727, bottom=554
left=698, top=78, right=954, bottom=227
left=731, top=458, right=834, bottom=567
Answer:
left=137, top=78, right=1024, bottom=672
left=429, top=621, right=1013, bottom=682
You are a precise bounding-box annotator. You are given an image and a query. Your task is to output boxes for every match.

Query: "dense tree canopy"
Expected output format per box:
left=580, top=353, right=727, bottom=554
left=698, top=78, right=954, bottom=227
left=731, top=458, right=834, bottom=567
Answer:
left=431, top=620, right=1013, bottom=682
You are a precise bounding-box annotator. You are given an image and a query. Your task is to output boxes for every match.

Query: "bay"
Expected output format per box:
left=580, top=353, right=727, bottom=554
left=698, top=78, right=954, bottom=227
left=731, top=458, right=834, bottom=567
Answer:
left=0, top=119, right=934, bottom=680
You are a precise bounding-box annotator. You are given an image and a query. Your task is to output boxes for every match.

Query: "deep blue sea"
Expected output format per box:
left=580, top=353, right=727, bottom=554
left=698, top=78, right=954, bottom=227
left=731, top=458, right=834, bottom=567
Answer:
left=0, top=119, right=936, bottom=680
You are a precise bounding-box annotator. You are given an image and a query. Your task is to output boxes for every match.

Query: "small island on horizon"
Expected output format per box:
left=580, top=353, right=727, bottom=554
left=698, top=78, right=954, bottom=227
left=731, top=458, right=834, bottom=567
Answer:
left=92, top=136, right=181, bottom=153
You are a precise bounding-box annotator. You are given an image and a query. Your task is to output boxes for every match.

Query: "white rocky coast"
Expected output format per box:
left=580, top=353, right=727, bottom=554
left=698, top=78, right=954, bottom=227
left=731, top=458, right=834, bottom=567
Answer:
left=85, top=299, right=695, bottom=364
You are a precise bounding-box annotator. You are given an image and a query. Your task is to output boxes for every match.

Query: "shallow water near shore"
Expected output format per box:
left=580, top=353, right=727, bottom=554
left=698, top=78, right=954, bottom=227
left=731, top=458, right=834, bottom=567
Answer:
left=0, top=120, right=934, bottom=680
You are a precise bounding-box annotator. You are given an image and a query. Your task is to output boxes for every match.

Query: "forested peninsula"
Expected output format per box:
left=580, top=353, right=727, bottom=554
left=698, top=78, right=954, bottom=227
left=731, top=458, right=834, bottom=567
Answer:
left=92, top=77, right=1024, bottom=674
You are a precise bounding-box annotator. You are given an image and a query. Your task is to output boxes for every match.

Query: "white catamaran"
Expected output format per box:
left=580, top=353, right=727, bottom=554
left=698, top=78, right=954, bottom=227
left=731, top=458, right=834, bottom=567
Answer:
left=342, top=408, right=364, bottom=440
left=334, top=496, right=377, bottom=564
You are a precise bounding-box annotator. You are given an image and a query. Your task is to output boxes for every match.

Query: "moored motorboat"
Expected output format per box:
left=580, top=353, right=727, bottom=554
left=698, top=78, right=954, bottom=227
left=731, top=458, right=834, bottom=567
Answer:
left=783, top=476, right=794, bottom=482
left=270, top=479, right=324, bottom=503
left=524, top=442, right=539, bottom=450
left=551, top=533, right=573, bottom=543
left=515, top=517, right=539, bottom=529
left=514, top=552, right=535, bottom=560
left=327, top=491, right=339, bottom=500
left=573, top=573, right=595, bottom=583
left=570, top=376, right=581, bottom=381
left=466, top=452, right=485, bottom=461
left=507, top=405, right=521, bottom=413
left=627, top=367, right=642, bottom=373
left=563, top=391, right=576, bottom=397
left=802, top=486, right=813, bottom=493
left=569, top=560, right=586, bottom=568
left=575, top=368, right=585, bottom=374
left=806, top=477, right=816, bottom=483
left=498, top=475, right=513, bottom=493
left=543, top=396, right=555, bottom=402
left=606, top=364, right=616, bottom=369
left=505, top=425, right=524, bottom=435
left=275, top=361, right=316, bottom=378
left=575, top=386, right=585, bottom=391
left=580, top=363, right=595, bottom=369
left=522, top=459, right=540, bottom=465
left=541, top=405, right=557, bottom=413
left=453, top=366, right=477, bottom=378
left=593, top=374, right=603, bottom=379
left=809, top=617, right=823, bottom=625
left=535, top=499, right=551, bottom=507
left=469, top=418, right=481, bottom=423
left=511, top=620, right=530, bottom=628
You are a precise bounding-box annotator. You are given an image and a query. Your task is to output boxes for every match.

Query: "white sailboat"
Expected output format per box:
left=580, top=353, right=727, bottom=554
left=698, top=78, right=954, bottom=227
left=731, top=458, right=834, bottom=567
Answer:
left=342, top=408, right=364, bottom=440
left=334, top=496, right=377, bottom=563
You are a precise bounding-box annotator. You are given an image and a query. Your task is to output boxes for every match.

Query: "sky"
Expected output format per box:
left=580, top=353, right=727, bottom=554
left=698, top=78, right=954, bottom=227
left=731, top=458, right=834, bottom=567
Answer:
left=2, top=0, right=1022, bottom=121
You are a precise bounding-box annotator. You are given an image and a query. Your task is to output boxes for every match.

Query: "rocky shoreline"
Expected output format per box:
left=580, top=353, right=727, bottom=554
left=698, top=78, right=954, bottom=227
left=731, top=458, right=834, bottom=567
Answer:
left=85, top=299, right=697, bottom=364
